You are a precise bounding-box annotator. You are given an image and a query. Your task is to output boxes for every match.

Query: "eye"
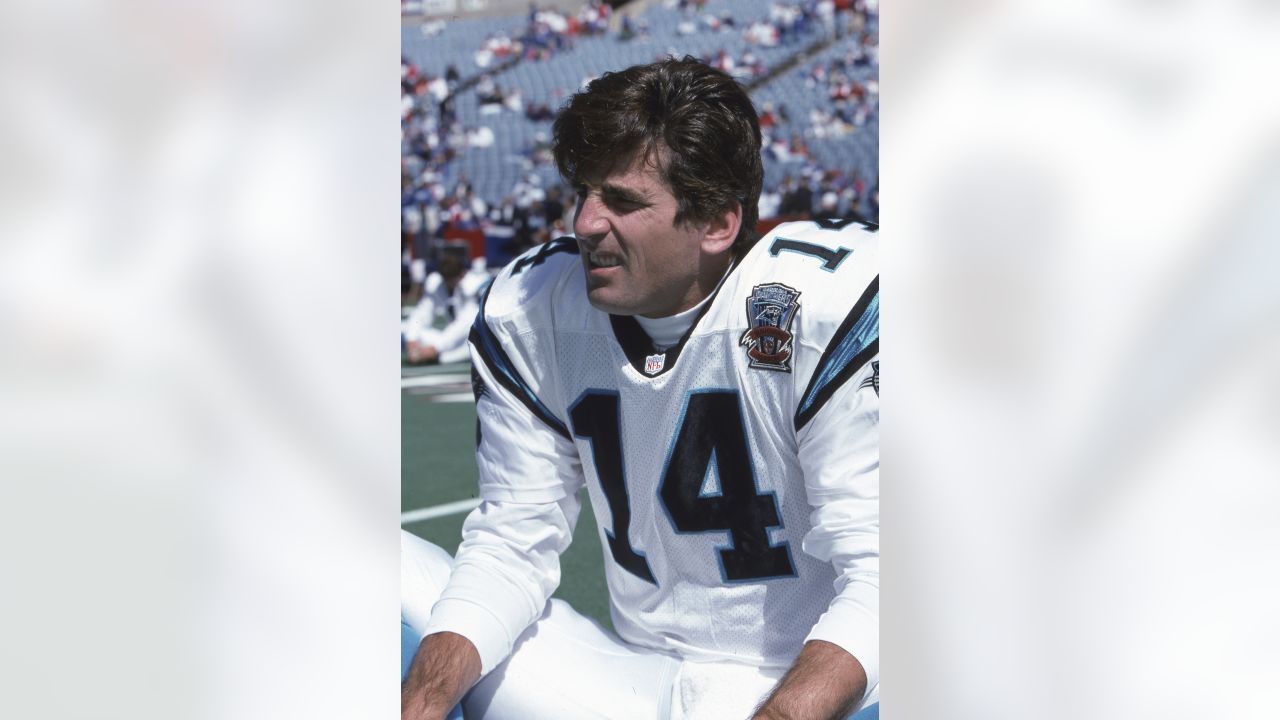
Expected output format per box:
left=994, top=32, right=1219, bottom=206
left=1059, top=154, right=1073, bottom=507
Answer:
left=603, top=192, right=643, bottom=212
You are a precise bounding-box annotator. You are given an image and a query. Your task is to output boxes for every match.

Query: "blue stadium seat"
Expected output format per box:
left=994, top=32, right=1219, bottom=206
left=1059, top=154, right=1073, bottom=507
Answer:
left=403, top=3, right=877, bottom=233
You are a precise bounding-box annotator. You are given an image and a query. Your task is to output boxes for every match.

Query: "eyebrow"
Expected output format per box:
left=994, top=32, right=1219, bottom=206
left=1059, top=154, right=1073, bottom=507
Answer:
left=599, top=183, right=650, bottom=204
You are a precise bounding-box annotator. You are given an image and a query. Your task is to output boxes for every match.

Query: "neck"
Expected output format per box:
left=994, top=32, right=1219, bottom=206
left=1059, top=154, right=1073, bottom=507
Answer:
left=692, top=251, right=734, bottom=302
left=643, top=253, right=734, bottom=319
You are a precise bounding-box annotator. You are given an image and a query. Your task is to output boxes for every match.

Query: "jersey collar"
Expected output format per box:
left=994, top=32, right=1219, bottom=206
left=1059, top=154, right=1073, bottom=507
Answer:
left=608, top=254, right=742, bottom=378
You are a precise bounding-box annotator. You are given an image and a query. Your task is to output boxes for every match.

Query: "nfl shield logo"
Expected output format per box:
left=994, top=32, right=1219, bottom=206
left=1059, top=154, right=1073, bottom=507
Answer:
left=644, top=353, right=666, bottom=375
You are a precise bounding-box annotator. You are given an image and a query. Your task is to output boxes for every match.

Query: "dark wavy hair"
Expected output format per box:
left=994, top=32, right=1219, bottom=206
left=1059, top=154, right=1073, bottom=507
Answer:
left=552, top=56, right=763, bottom=256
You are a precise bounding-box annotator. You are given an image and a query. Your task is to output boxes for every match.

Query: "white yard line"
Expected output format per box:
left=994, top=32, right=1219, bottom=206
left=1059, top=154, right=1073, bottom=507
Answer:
left=401, top=374, right=470, bottom=389
left=401, top=498, right=482, bottom=524
left=406, top=391, right=474, bottom=403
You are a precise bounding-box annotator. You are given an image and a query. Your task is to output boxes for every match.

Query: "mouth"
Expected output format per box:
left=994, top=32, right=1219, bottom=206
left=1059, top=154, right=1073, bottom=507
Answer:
left=586, top=251, right=623, bottom=270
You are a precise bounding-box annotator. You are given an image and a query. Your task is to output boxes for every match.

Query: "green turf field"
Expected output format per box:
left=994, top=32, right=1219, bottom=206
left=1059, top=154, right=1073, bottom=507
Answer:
left=402, top=361, right=613, bottom=630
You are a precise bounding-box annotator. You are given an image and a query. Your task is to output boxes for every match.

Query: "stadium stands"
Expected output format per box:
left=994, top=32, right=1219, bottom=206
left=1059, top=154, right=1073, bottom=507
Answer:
left=402, top=0, right=878, bottom=279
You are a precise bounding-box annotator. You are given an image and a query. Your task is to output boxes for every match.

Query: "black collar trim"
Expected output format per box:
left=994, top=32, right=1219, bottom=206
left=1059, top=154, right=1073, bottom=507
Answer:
left=608, top=255, right=742, bottom=378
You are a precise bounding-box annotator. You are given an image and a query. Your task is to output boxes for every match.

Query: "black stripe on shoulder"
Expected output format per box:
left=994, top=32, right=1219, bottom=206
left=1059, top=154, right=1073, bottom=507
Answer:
left=815, top=216, right=878, bottom=232
left=508, top=237, right=580, bottom=277
left=794, top=276, right=880, bottom=430
left=469, top=286, right=571, bottom=440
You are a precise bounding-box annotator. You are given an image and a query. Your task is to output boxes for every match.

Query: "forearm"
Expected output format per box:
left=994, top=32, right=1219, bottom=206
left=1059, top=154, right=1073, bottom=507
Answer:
left=401, top=631, right=481, bottom=720
left=423, top=497, right=580, bottom=674
left=752, top=640, right=867, bottom=720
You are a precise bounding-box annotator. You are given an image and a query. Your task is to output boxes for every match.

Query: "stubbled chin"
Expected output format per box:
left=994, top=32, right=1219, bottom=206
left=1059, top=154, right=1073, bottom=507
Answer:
left=585, top=286, right=631, bottom=315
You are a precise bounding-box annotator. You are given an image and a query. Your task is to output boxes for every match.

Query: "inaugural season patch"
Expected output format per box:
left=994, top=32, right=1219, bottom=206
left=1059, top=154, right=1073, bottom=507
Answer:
left=740, top=283, right=801, bottom=372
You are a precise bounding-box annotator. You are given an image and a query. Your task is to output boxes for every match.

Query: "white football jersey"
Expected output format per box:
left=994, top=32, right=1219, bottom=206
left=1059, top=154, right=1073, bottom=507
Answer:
left=462, top=218, right=879, bottom=672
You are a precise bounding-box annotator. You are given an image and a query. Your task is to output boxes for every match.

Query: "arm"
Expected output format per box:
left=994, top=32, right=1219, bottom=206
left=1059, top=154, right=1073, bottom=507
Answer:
left=407, top=305, right=584, bottom=696
left=402, top=632, right=480, bottom=720
left=752, top=640, right=867, bottom=720
left=769, top=353, right=881, bottom=718
left=403, top=250, right=582, bottom=711
left=424, top=494, right=581, bottom=673
left=401, top=495, right=579, bottom=718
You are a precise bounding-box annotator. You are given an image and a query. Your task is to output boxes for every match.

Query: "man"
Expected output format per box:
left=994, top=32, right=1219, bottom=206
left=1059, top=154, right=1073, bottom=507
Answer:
left=402, top=243, right=489, bottom=365
left=403, top=57, right=879, bottom=719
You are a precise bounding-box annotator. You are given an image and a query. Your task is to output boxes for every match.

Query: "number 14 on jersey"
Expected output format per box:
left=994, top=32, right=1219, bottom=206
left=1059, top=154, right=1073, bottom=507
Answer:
left=571, top=390, right=796, bottom=585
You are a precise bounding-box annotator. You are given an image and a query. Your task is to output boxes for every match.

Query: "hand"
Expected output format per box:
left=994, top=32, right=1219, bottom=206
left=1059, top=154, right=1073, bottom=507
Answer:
left=402, top=632, right=481, bottom=720
left=751, top=640, right=867, bottom=720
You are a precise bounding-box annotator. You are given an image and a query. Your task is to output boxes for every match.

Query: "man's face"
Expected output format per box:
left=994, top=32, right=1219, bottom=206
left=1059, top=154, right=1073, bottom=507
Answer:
left=572, top=149, right=711, bottom=318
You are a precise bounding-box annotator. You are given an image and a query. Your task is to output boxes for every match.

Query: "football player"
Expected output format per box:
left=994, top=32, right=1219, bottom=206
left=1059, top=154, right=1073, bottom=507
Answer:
left=403, top=57, right=879, bottom=720
left=402, top=242, right=489, bottom=365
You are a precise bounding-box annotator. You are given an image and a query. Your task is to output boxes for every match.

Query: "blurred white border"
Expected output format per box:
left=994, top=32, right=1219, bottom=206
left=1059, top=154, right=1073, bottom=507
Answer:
left=886, top=1, right=1280, bottom=718
left=0, top=1, right=399, bottom=717
left=1, top=0, right=1277, bottom=717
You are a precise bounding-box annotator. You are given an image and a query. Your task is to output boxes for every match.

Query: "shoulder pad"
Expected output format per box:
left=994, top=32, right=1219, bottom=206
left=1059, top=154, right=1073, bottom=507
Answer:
left=731, top=220, right=879, bottom=429
left=736, top=218, right=878, bottom=332
left=469, top=237, right=583, bottom=440
left=481, top=237, right=583, bottom=328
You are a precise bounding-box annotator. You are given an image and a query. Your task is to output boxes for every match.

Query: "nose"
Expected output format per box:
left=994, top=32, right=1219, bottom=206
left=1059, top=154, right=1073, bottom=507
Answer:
left=573, top=192, right=609, bottom=242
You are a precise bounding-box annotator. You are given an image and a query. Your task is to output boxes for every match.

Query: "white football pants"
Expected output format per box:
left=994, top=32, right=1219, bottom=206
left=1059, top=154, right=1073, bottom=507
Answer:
left=402, top=531, right=879, bottom=720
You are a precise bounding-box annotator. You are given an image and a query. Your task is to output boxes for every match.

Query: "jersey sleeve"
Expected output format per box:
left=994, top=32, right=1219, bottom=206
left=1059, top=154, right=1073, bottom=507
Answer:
left=467, top=248, right=582, bottom=502
left=764, top=220, right=877, bottom=700
left=422, top=495, right=581, bottom=675
left=793, top=268, right=879, bottom=701
left=470, top=326, right=583, bottom=502
left=796, top=357, right=879, bottom=701
left=420, top=244, right=587, bottom=675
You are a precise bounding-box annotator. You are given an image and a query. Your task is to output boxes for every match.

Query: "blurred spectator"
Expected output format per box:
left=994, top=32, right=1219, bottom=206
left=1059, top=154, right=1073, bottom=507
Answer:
left=513, top=172, right=546, bottom=209
left=759, top=185, right=782, bottom=219
left=779, top=175, right=814, bottom=217
left=420, top=18, right=447, bottom=37
left=818, top=189, right=840, bottom=217
left=577, top=0, right=611, bottom=36
left=525, top=102, right=555, bottom=122
left=618, top=14, right=637, bottom=42
left=745, top=20, right=780, bottom=47
left=542, top=187, right=565, bottom=230
left=760, top=102, right=779, bottom=129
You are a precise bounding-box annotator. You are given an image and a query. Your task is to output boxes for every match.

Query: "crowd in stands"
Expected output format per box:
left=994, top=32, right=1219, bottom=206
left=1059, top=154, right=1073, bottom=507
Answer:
left=760, top=170, right=877, bottom=222
left=401, top=0, right=878, bottom=308
left=756, top=30, right=877, bottom=160
left=805, top=30, right=878, bottom=134
left=473, top=2, right=612, bottom=68
left=705, top=47, right=768, bottom=81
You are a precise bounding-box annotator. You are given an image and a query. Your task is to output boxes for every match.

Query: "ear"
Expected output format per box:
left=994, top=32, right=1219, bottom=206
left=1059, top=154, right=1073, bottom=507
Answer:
left=700, top=201, right=742, bottom=256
